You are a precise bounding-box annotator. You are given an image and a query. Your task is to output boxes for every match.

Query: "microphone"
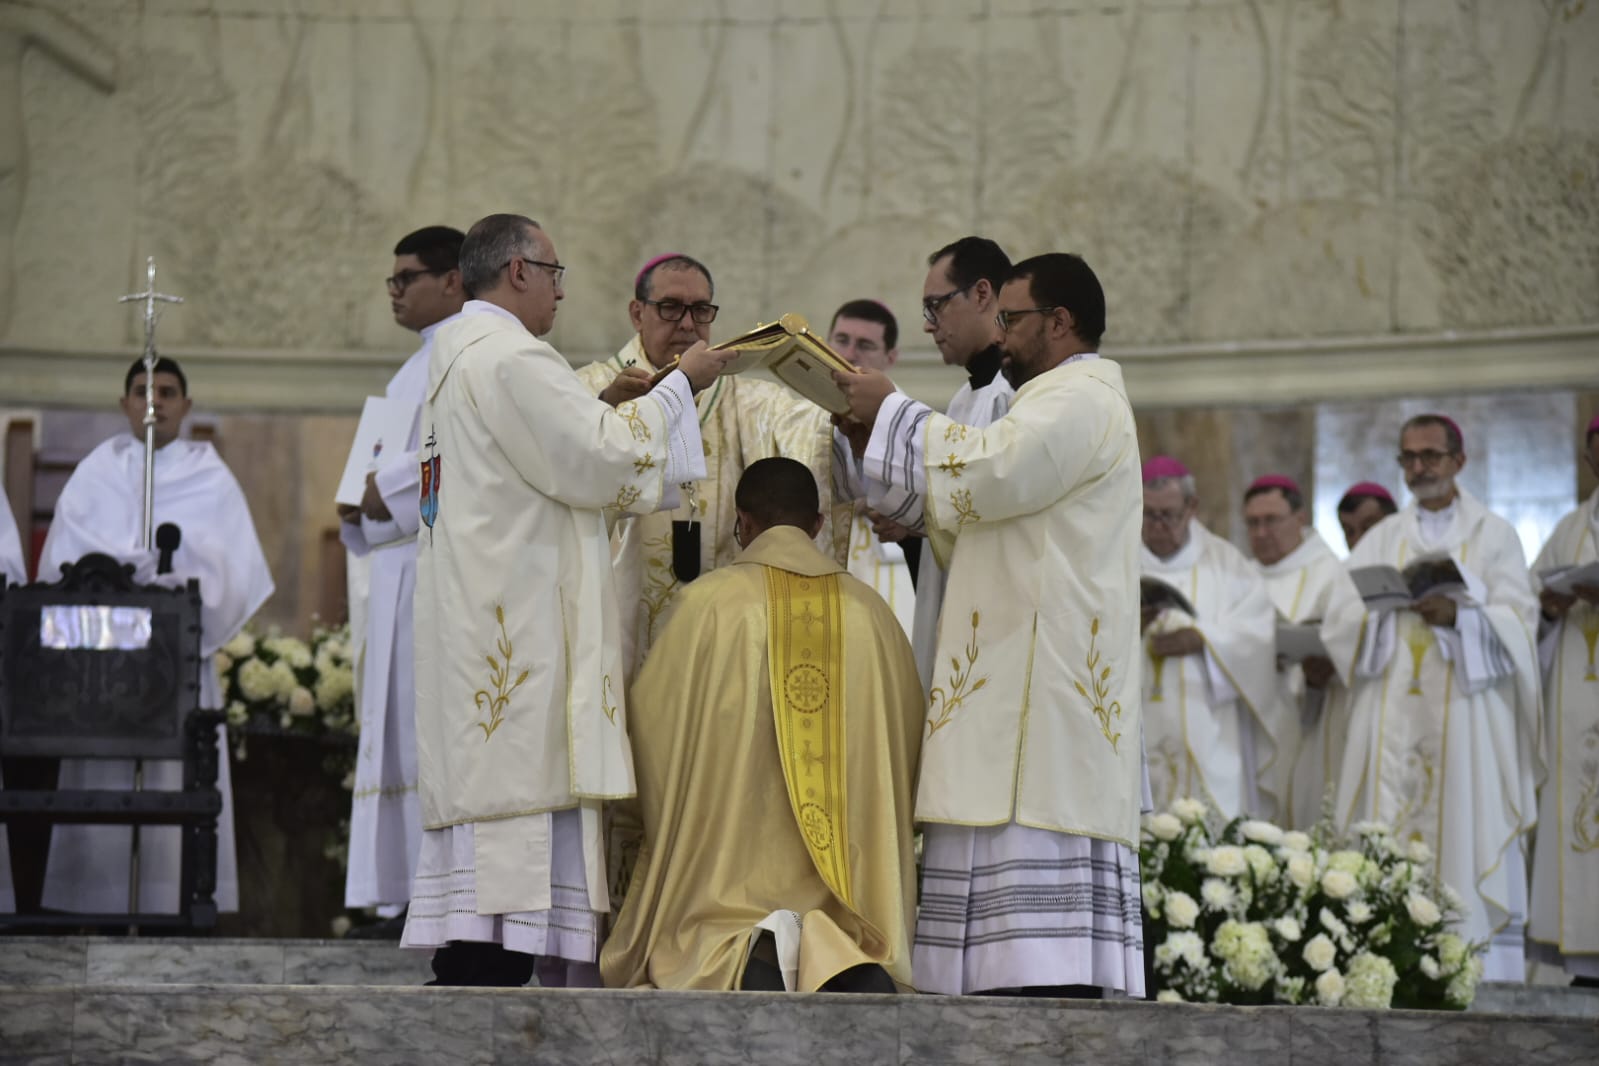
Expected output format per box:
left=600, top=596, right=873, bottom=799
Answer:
left=156, top=522, right=182, bottom=575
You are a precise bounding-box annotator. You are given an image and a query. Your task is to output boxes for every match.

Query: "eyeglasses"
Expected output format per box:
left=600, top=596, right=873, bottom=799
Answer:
left=507, top=256, right=566, bottom=287
left=922, top=283, right=974, bottom=326
left=1396, top=449, right=1456, bottom=469
left=385, top=268, right=447, bottom=294
left=996, top=306, right=1058, bottom=332
left=643, top=299, right=719, bottom=325
left=1143, top=508, right=1189, bottom=528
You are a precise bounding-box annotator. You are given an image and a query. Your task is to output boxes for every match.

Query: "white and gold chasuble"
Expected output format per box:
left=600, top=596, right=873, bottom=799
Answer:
left=577, top=337, right=847, bottom=677
left=1322, top=490, right=1541, bottom=971
left=601, top=526, right=922, bottom=991
left=1529, top=489, right=1599, bottom=970
left=862, top=357, right=1145, bottom=846
left=413, top=303, right=705, bottom=916
left=1142, top=524, right=1280, bottom=821
left=1256, top=530, right=1357, bottom=827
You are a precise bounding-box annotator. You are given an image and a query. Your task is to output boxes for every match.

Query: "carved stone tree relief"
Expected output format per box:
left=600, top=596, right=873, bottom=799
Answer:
left=449, top=29, right=658, bottom=355
left=0, top=2, right=116, bottom=340
left=133, top=42, right=391, bottom=350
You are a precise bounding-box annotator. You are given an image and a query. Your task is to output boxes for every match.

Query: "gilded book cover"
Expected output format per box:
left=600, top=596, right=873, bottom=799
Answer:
left=713, top=312, right=859, bottom=414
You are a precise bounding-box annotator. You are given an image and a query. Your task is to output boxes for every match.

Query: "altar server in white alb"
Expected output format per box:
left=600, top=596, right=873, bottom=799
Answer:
left=1528, top=413, right=1599, bottom=985
left=0, top=495, right=23, bottom=911
left=1243, top=474, right=1354, bottom=827
left=1140, top=457, right=1279, bottom=820
left=336, top=226, right=465, bottom=924
left=843, top=237, right=1014, bottom=689
left=836, top=252, right=1145, bottom=999
left=826, top=298, right=915, bottom=636
left=403, top=213, right=733, bottom=987
left=1322, top=414, right=1541, bottom=981
left=33, top=357, right=273, bottom=915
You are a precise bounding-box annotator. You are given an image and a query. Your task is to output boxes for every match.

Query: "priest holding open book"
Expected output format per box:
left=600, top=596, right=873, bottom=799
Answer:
left=1321, top=413, right=1541, bottom=981
left=576, top=254, right=845, bottom=679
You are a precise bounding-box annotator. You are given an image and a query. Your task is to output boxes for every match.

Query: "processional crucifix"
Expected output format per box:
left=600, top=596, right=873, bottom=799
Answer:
left=116, top=256, right=182, bottom=922
left=119, top=256, right=183, bottom=549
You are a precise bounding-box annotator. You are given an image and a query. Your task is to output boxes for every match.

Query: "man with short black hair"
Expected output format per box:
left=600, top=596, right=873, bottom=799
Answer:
left=1244, top=475, right=1349, bottom=826
left=337, top=225, right=465, bottom=929
left=23, top=356, right=273, bottom=916
left=1336, top=481, right=1398, bottom=551
left=404, top=214, right=733, bottom=987
left=826, top=299, right=914, bottom=635
left=1323, top=413, right=1540, bottom=980
left=576, top=253, right=843, bottom=677
left=834, top=252, right=1145, bottom=999
left=602, top=457, right=923, bottom=992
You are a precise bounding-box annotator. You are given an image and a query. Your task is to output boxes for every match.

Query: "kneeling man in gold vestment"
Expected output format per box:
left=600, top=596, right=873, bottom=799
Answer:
left=601, top=458, right=924, bottom=992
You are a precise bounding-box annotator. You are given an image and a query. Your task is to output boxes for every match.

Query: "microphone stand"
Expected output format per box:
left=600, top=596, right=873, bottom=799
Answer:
left=117, top=257, right=183, bottom=927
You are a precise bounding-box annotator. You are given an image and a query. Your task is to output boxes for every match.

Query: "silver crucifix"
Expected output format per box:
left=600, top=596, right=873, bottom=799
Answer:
left=119, top=256, right=184, bottom=550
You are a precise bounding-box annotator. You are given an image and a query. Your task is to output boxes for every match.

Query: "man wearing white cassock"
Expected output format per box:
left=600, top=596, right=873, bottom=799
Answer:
left=1140, top=458, right=1279, bottom=820
left=1244, top=475, right=1353, bottom=827
left=1528, top=413, right=1599, bottom=984
left=335, top=226, right=465, bottom=928
left=843, top=237, right=1015, bottom=690
left=835, top=252, right=1145, bottom=998
left=402, top=214, right=732, bottom=987
left=1322, top=414, right=1540, bottom=981
left=28, top=357, right=272, bottom=915
left=826, top=298, right=914, bottom=636
left=0, top=493, right=23, bottom=912
left=575, top=253, right=843, bottom=680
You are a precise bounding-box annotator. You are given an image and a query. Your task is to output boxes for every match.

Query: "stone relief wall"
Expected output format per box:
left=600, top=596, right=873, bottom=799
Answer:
left=2, top=0, right=1595, bottom=366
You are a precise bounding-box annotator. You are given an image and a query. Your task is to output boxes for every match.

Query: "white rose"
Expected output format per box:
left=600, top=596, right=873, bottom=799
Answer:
left=1207, top=845, right=1248, bottom=877
left=1437, top=933, right=1468, bottom=970
left=1240, top=820, right=1285, bottom=846
left=1156, top=989, right=1184, bottom=1003
left=1302, top=933, right=1337, bottom=972
left=1274, top=917, right=1302, bottom=942
left=1287, top=853, right=1317, bottom=890
left=1406, top=893, right=1442, bottom=927
left=1244, top=844, right=1278, bottom=883
left=237, top=658, right=275, bottom=701
left=1146, top=812, right=1183, bottom=841
left=1419, top=955, right=1441, bottom=980
left=1346, top=901, right=1373, bottom=924
left=1319, top=910, right=1349, bottom=938
left=1172, top=797, right=1208, bottom=825
left=1282, top=831, right=1313, bottom=853
left=1166, top=891, right=1200, bottom=929
left=267, top=659, right=298, bottom=699
left=1321, top=869, right=1358, bottom=899
left=288, top=686, right=315, bottom=718
left=1201, top=878, right=1236, bottom=912
left=223, top=631, right=256, bottom=658
left=1407, top=839, right=1433, bottom=864
left=1328, top=849, right=1365, bottom=875
left=1315, top=968, right=1346, bottom=1006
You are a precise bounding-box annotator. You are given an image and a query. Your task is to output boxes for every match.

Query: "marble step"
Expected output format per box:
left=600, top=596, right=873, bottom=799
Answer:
left=3, top=983, right=1596, bottom=1066
left=3, top=936, right=1597, bottom=1019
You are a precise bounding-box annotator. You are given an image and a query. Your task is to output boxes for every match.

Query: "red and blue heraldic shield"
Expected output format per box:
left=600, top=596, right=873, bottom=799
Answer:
left=419, top=453, right=440, bottom=528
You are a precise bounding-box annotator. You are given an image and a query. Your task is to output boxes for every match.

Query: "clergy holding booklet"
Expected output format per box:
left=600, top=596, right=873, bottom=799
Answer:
left=1527, top=413, right=1599, bottom=985
left=4, top=356, right=274, bottom=917
left=834, top=252, right=1146, bottom=1000
left=336, top=225, right=465, bottom=932
left=401, top=214, right=734, bottom=988
left=1320, top=413, right=1541, bottom=981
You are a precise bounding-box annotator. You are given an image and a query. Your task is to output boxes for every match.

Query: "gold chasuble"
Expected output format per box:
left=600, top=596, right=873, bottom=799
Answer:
left=600, top=525, right=923, bottom=991
left=577, top=337, right=850, bottom=677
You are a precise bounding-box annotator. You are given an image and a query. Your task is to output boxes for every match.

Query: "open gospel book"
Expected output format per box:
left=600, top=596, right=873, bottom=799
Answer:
left=1539, top=560, right=1599, bottom=597
left=1349, top=554, right=1467, bottom=612
left=650, top=312, right=859, bottom=414
left=1275, top=619, right=1328, bottom=663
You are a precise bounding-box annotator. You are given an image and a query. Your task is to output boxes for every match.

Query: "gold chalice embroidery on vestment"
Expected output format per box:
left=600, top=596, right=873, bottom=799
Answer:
left=1405, top=622, right=1436, bottom=696
left=614, top=484, right=642, bottom=511
left=475, top=605, right=529, bottom=741
left=1074, top=617, right=1123, bottom=751
left=944, top=424, right=968, bottom=443
left=615, top=401, right=652, bottom=442
left=927, top=611, right=988, bottom=736
left=951, top=489, right=980, bottom=526
left=1577, top=608, right=1599, bottom=682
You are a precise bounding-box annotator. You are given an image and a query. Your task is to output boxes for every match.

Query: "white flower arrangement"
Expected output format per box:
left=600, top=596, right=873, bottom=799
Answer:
left=1141, top=801, right=1485, bottom=1009
left=218, top=621, right=358, bottom=749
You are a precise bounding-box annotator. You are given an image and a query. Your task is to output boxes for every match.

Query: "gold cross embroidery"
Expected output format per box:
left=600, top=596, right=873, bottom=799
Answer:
left=633, top=453, right=656, bottom=475
left=938, top=453, right=967, bottom=479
